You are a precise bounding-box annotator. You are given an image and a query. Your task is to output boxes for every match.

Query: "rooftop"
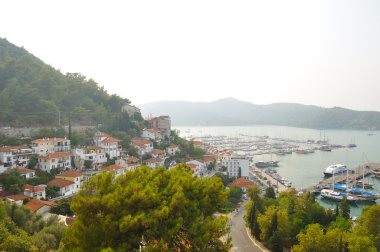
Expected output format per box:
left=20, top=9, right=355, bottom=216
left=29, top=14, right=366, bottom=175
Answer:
left=25, top=198, right=56, bottom=212
left=56, top=171, right=83, bottom=178
left=48, top=178, right=75, bottom=188
left=227, top=178, right=256, bottom=188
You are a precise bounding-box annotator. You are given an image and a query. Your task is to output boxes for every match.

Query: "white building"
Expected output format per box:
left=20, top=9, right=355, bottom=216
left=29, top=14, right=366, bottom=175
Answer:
left=131, top=138, right=154, bottom=156
left=144, top=158, right=164, bottom=169
left=0, top=145, right=33, bottom=170
left=48, top=178, right=76, bottom=196
left=93, top=132, right=121, bottom=159
left=23, top=184, right=46, bottom=200
left=186, top=160, right=206, bottom=175
left=142, top=128, right=162, bottom=141
left=166, top=145, right=180, bottom=156
left=222, top=157, right=250, bottom=178
left=73, top=146, right=107, bottom=170
left=55, top=171, right=84, bottom=193
left=38, top=152, right=71, bottom=172
left=16, top=167, right=36, bottom=179
left=31, top=138, right=70, bottom=155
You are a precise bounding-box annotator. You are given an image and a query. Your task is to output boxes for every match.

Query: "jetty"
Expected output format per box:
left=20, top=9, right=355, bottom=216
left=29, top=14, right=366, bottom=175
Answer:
left=302, top=163, right=380, bottom=194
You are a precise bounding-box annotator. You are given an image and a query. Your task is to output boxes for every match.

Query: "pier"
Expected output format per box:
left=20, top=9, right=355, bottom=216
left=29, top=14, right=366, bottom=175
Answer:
left=302, top=163, right=380, bottom=194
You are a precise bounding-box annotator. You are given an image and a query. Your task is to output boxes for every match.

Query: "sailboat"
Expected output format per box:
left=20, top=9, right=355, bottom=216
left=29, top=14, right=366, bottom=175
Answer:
left=321, top=168, right=357, bottom=203
left=350, top=165, right=379, bottom=202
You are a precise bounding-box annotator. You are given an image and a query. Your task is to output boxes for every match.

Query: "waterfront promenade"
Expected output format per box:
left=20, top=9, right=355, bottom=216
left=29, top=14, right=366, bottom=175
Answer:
left=249, top=166, right=289, bottom=192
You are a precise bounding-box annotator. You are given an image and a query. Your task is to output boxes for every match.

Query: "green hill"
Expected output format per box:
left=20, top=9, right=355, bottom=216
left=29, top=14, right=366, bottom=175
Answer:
left=0, top=38, right=140, bottom=131
left=140, top=98, right=380, bottom=130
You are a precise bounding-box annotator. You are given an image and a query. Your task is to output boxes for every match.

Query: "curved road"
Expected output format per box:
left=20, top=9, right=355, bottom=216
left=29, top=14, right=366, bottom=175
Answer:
left=229, top=202, right=268, bottom=252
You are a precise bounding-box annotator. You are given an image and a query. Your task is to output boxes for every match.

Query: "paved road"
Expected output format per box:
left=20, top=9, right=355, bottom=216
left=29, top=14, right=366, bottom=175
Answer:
left=229, top=203, right=267, bottom=252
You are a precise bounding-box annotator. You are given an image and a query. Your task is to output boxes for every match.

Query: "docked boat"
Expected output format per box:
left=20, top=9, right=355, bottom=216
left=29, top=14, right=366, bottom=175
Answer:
left=347, top=143, right=357, bottom=148
left=255, top=160, right=279, bottom=168
left=320, top=189, right=357, bottom=202
left=323, top=164, right=349, bottom=177
left=372, top=170, right=380, bottom=178
left=348, top=188, right=380, bottom=202
left=352, top=179, right=374, bottom=189
left=320, top=145, right=332, bottom=151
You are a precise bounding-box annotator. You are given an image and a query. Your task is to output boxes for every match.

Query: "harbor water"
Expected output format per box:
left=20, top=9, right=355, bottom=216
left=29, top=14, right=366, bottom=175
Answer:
left=175, top=125, right=380, bottom=216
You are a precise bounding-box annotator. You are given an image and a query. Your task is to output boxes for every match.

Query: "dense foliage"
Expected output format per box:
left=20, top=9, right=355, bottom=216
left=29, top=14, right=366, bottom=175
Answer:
left=62, top=164, right=231, bottom=251
left=245, top=187, right=380, bottom=251
left=0, top=199, right=65, bottom=251
left=0, top=38, right=144, bottom=133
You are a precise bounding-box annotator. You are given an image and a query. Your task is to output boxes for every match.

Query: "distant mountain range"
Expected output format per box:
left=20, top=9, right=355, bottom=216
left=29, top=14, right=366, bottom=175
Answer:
left=140, top=98, right=380, bottom=130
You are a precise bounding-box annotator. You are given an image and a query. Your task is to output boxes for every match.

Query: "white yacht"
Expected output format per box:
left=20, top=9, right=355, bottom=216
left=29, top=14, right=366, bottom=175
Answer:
left=320, top=189, right=357, bottom=202
left=323, top=164, right=348, bottom=177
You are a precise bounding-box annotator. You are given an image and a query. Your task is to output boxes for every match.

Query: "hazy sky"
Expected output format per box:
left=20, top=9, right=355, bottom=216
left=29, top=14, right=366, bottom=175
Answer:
left=1, top=0, right=380, bottom=111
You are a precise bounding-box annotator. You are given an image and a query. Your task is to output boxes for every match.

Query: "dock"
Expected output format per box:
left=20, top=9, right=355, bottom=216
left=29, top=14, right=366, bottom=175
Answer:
left=302, top=163, right=380, bottom=193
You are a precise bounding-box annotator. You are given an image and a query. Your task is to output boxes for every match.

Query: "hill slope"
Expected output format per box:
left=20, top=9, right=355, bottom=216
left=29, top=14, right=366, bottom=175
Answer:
left=140, top=98, right=380, bottom=130
left=0, top=38, right=136, bottom=129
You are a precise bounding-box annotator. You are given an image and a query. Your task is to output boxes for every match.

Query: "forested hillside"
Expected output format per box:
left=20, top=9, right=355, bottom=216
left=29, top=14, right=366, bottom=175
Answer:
left=141, top=98, right=380, bottom=130
left=0, top=38, right=140, bottom=131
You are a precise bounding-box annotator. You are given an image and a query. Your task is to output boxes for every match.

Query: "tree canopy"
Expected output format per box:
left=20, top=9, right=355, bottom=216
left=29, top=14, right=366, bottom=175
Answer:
left=62, top=164, right=231, bottom=251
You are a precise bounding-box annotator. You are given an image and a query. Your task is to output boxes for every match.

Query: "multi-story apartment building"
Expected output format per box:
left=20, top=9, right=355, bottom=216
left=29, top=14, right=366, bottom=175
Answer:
left=31, top=138, right=70, bottom=155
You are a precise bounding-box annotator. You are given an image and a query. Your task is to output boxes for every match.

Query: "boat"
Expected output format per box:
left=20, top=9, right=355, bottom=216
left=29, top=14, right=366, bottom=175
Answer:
left=373, top=171, right=380, bottom=178
left=323, top=164, right=349, bottom=177
left=255, top=160, right=279, bottom=168
left=348, top=188, right=380, bottom=201
left=320, top=145, right=332, bottom=151
left=347, top=144, right=357, bottom=148
left=352, top=179, right=374, bottom=189
left=320, top=189, right=357, bottom=203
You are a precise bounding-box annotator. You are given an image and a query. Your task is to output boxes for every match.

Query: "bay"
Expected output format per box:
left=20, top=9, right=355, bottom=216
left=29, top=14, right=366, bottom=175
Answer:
left=174, top=125, right=380, bottom=216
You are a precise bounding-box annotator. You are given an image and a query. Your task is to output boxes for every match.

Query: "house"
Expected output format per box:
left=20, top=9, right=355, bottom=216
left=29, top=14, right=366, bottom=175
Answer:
left=102, top=164, right=125, bottom=177
left=121, top=103, right=141, bottom=117
left=144, top=158, right=164, bottom=169
left=201, top=156, right=215, bottom=167
left=73, top=146, right=107, bottom=170
left=227, top=178, right=256, bottom=192
left=38, top=152, right=71, bottom=172
left=142, top=128, right=162, bottom=141
left=186, top=160, right=206, bottom=174
left=16, top=167, right=36, bottom=179
left=23, top=184, right=46, bottom=199
left=222, top=156, right=250, bottom=178
left=148, top=116, right=171, bottom=138
left=166, top=145, right=180, bottom=156
left=0, top=145, right=33, bottom=169
left=31, top=138, right=70, bottom=155
left=48, top=178, right=76, bottom=196
left=6, top=194, right=29, bottom=205
left=25, top=198, right=56, bottom=215
left=151, top=149, right=166, bottom=158
left=93, top=132, right=121, bottom=159
left=126, top=156, right=140, bottom=170
left=55, top=171, right=84, bottom=193
left=131, top=138, right=153, bottom=156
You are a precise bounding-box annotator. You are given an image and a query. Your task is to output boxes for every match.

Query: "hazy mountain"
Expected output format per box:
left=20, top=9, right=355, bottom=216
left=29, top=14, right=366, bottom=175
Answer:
left=140, top=98, right=380, bottom=130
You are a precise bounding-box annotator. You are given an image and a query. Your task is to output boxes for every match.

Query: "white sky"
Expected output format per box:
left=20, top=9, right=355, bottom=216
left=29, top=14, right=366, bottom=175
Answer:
left=1, top=0, right=380, bottom=111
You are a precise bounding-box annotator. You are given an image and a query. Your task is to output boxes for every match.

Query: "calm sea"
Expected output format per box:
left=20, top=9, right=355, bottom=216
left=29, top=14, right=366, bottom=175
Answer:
left=175, top=125, right=380, bottom=216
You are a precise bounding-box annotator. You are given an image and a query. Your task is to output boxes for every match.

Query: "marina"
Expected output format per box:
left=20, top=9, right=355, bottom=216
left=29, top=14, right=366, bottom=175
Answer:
left=176, top=125, right=380, bottom=216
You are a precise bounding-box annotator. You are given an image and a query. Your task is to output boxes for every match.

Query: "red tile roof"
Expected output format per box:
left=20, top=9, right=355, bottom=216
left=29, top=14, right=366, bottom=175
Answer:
left=7, top=194, right=29, bottom=201
left=56, top=171, right=83, bottom=178
left=145, top=128, right=160, bottom=133
left=25, top=198, right=55, bottom=212
left=227, top=178, right=256, bottom=188
left=151, top=149, right=165, bottom=155
left=202, top=156, right=215, bottom=163
left=102, top=164, right=122, bottom=171
left=101, top=136, right=121, bottom=143
left=0, top=145, right=30, bottom=152
left=13, top=166, right=35, bottom=175
left=145, top=158, right=163, bottom=164
left=132, top=138, right=152, bottom=147
left=32, top=138, right=67, bottom=143
left=23, top=184, right=45, bottom=193
left=127, top=156, right=140, bottom=164
left=39, top=152, right=70, bottom=159
left=167, top=145, right=179, bottom=149
left=48, top=178, right=74, bottom=188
